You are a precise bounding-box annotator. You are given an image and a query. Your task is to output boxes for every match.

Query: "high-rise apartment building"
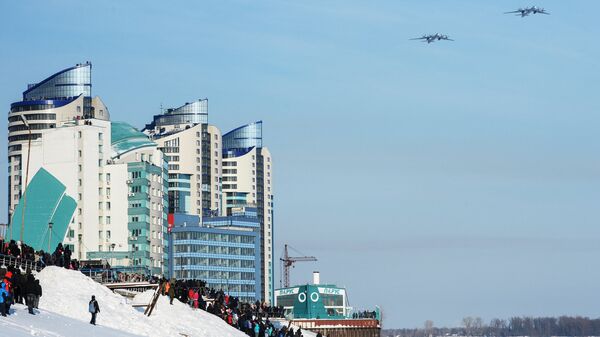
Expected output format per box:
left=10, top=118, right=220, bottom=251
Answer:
left=145, top=105, right=274, bottom=303
left=8, top=64, right=168, bottom=275
left=17, top=119, right=169, bottom=274
left=222, top=121, right=274, bottom=303
left=143, top=100, right=222, bottom=218
left=7, top=63, right=110, bottom=221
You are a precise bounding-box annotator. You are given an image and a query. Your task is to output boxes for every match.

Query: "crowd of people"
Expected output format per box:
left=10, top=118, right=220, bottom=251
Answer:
left=0, top=265, right=43, bottom=316
left=353, top=310, right=378, bottom=319
left=0, top=239, right=80, bottom=271
left=0, top=238, right=329, bottom=335
left=157, top=277, right=310, bottom=337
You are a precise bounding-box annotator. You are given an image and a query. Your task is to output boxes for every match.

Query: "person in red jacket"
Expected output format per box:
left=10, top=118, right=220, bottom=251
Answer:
left=188, top=288, right=195, bottom=307
left=193, top=291, right=199, bottom=309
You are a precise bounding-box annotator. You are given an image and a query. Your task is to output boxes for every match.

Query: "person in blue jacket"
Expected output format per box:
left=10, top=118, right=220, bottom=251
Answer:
left=0, top=281, right=8, bottom=317
left=88, top=295, right=100, bottom=325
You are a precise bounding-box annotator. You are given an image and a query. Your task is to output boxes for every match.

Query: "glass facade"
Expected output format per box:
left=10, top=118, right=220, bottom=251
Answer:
left=168, top=173, right=191, bottom=214
left=145, top=99, right=208, bottom=134
left=23, top=62, right=91, bottom=100
left=9, top=168, right=77, bottom=251
left=222, top=121, right=262, bottom=157
left=169, top=213, right=262, bottom=303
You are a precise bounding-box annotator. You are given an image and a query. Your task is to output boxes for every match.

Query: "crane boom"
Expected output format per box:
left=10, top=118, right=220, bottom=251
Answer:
left=280, top=244, right=317, bottom=288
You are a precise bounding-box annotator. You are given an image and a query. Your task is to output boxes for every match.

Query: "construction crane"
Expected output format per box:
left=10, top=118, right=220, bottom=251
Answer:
left=280, top=244, right=317, bottom=288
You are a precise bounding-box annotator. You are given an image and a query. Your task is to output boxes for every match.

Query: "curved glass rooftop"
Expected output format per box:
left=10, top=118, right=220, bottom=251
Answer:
left=152, top=99, right=208, bottom=128
left=223, top=121, right=262, bottom=156
left=111, top=121, right=156, bottom=158
left=23, top=62, right=92, bottom=101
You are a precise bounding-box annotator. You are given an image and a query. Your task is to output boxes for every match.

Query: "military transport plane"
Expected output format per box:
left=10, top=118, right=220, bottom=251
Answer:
left=505, top=6, right=550, bottom=17
left=410, top=34, right=454, bottom=44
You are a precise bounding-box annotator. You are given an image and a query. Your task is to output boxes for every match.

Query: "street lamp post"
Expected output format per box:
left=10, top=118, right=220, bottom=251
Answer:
left=110, top=243, right=116, bottom=268
left=19, top=114, right=32, bottom=244
left=48, top=222, right=53, bottom=252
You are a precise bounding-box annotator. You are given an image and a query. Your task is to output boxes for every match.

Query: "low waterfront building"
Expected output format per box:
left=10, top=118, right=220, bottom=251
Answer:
left=274, top=275, right=349, bottom=319
left=168, top=210, right=262, bottom=303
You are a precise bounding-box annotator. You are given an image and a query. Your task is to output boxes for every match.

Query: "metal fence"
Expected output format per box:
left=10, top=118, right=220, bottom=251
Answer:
left=0, top=253, right=43, bottom=272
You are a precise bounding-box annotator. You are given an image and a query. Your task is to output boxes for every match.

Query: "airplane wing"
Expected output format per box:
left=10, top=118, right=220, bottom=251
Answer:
left=504, top=10, right=520, bottom=14
left=409, top=37, right=426, bottom=40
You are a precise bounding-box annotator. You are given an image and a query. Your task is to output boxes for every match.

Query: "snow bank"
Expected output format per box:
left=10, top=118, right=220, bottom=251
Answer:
left=0, top=303, right=140, bottom=337
left=37, top=267, right=246, bottom=337
left=271, top=319, right=318, bottom=337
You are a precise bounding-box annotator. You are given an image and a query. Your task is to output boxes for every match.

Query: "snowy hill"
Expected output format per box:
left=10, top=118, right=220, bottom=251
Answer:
left=0, top=304, right=140, bottom=337
left=29, top=266, right=247, bottom=337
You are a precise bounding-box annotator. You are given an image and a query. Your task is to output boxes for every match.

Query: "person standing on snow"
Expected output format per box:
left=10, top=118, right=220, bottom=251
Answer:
left=24, top=273, right=36, bottom=315
left=0, top=281, right=8, bottom=317
left=88, top=295, right=100, bottom=325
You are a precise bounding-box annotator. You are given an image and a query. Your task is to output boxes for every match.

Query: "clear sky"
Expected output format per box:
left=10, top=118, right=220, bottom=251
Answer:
left=1, top=0, right=600, bottom=329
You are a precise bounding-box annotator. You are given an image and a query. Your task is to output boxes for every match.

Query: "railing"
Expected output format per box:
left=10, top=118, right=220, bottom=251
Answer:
left=0, top=253, right=43, bottom=272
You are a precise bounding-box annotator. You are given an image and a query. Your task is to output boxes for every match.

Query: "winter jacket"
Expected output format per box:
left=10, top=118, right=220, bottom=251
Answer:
left=89, top=299, right=100, bottom=314
left=0, top=282, right=8, bottom=304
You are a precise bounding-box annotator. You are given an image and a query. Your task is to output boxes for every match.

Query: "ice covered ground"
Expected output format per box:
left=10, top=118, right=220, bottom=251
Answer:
left=0, top=303, right=140, bottom=337
left=34, top=266, right=247, bottom=337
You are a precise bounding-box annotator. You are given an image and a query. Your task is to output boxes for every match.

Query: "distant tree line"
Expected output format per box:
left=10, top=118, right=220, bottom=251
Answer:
left=383, top=316, right=600, bottom=337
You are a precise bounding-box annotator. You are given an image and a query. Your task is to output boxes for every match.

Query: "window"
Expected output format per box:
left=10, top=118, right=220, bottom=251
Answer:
left=77, top=106, right=81, bottom=113
left=106, top=202, right=111, bottom=210
left=98, top=202, right=103, bottom=210
left=99, top=133, right=103, bottom=141
left=78, top=208, right=82, bottom=215
left=98, top=188, right=102, bottom=196
left=78, top=165, right=82, bottom=172
left=98, top=144, right=103, bottom=153
left=106, top=188, right=111, bottom=196
left=98, top=231, right=103, bottom=239
left=98, top=245, right=102, bottom=252
left=98, top=159, right=102, bottom=167
left=106, top=216, right=111, bottom=224
left=78, top=150, right=82, bottom=157
left=78, top=131, right=82, bottom=138
left=106, top=230, right=111, bottom=239
left=106, top=173, right=111, bottom=182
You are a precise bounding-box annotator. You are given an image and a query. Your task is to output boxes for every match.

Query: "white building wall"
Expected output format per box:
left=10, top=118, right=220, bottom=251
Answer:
left=222, top=146, right=274, bottom=303
left=208, top=125, right=222, bottom=215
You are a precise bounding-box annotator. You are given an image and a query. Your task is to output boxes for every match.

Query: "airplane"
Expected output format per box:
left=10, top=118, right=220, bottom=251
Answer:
left=410, top=33, right=454, bottom=44
left=504, top=6, right=550, bottom=17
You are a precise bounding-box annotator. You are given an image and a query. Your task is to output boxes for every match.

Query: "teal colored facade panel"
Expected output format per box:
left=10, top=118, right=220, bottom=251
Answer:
left=10, top=168, right=76, bottom=251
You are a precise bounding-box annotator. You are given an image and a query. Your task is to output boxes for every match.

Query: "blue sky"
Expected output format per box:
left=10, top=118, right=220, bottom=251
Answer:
left=1, top=0, right=600, bottom=328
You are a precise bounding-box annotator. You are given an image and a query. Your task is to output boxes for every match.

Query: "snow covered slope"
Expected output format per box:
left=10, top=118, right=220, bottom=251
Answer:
left=0, top=303, right=140, bottom=337
left=36, top=267, right=247, bottom=337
